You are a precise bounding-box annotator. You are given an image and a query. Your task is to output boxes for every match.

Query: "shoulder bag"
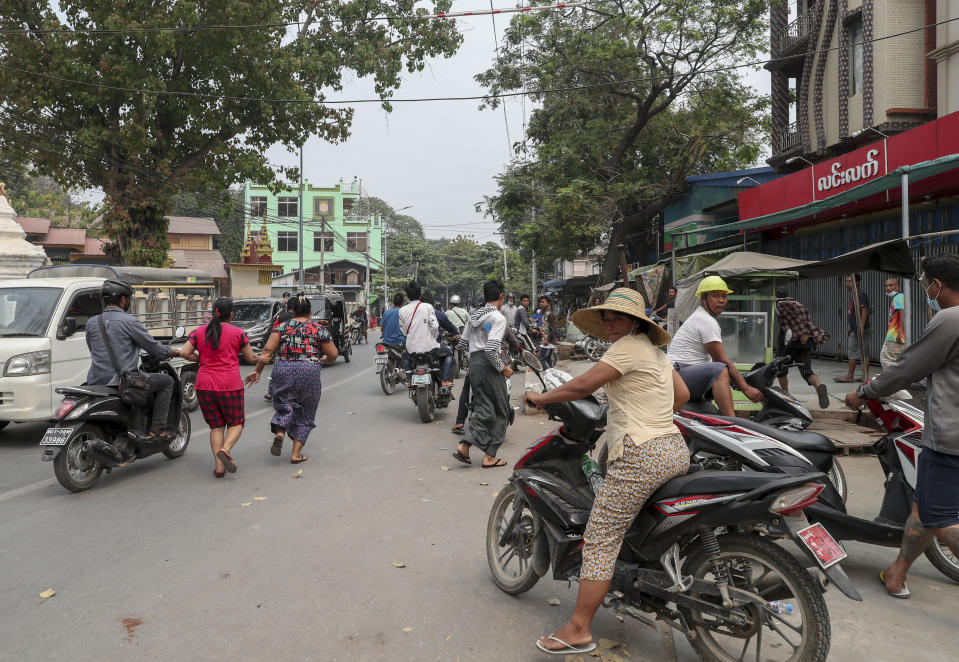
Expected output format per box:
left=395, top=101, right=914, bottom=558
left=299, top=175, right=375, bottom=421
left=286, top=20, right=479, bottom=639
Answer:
left=98, top=314, right=151, bottom=408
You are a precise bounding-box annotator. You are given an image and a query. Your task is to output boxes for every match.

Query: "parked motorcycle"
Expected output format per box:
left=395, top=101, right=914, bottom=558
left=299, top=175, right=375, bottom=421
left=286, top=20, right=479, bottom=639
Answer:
left=39, top=327, right=192, bottom=492
left=582, top=335, right=610, bottom=362
left=407, top=351, right=454, bottom=423
left=374, top=342, right=405, bottom=395
left=682, top=356, right=814, bottom=431
left=489, top=351, right=859, bottom=662
left=675, top=391, right=959, bottom=584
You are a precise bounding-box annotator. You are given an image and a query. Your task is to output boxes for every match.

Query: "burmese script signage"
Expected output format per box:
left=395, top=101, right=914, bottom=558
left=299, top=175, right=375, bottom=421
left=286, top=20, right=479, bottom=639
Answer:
left=816, top=148, right=882, bottom=193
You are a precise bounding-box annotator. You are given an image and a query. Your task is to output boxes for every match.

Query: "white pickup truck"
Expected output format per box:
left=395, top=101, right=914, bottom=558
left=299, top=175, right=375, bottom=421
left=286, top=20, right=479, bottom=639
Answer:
left=0, top=264, right=216, bottom=429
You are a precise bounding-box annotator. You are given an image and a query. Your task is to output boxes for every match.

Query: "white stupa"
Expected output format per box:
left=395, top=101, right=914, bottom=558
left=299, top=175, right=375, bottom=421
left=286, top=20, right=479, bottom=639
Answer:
left=0, top=183, right=49, bottom=278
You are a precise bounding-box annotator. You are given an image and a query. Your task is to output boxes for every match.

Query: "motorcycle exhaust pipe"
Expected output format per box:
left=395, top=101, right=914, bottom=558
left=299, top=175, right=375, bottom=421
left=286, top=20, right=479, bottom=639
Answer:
left=82, top=439, right=123, bottom=467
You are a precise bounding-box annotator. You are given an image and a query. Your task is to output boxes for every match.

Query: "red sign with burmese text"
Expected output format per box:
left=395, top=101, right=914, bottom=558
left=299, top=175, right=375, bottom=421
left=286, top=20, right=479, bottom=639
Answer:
left=811, top=142, right=886, bottom=198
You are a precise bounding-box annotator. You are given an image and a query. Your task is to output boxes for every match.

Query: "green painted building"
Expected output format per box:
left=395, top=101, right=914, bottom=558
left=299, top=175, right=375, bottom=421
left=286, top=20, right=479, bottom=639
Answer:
left=244, top=179, right=383, bottom=303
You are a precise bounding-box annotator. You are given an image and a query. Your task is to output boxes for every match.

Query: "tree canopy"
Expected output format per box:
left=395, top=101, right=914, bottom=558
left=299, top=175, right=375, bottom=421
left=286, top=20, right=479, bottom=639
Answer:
left=0, top=1, right=462, bottom=265
left=476, top=0, right=770, bottom=275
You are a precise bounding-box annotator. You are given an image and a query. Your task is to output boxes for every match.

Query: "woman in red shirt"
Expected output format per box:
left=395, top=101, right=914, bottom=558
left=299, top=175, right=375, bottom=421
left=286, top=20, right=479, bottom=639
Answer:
left=180, top=298, right=262, bottom=477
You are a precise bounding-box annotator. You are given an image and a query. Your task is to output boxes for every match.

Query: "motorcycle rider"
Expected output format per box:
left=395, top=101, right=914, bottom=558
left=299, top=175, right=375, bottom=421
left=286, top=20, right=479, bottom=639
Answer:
left=85, top=278, right=181, bottom=439
left=666, top=275, right=763, bottom=416
left=446, top=295, right=469, bottom=330
left=350, top=305, right=369, bottom=344
left=380, top=292, right=406, bottom=346
left=846, top=255, right=959, bottom=599
left=435, top=304, right=461, bottom=342
left=399, top=282, right=455, bottom=388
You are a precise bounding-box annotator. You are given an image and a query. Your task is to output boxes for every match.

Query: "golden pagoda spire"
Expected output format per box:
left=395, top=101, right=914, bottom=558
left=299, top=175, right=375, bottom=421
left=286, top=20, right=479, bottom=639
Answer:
left=257, top=217, right=274, bottom=259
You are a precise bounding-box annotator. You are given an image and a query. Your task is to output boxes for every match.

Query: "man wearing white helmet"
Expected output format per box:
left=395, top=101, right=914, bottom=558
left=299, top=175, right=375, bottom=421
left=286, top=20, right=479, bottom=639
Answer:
left=447, top=295, right=469, bottom=330
left=666, top=275, right=764, bottom=415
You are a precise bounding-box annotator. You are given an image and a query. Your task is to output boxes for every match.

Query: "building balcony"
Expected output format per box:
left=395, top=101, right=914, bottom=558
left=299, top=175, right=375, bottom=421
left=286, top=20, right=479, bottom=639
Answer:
left=773, top=9, right=814, bottom=58
left=774, top=121, right=803, bottom=155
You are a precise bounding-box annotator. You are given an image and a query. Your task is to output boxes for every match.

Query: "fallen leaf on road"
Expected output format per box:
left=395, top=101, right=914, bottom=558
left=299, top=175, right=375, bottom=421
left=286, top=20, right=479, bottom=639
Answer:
left=621, top=650, right=631, bottom=659
left=446, top=636, right=450, bottom=641
left=347, top=411, right=354, bottom=415
left=439, top=447, right=447, bottom=450
left=598, top=639, right=621, bottom=650
left=38, top=589, right=55, bottom=599
left=929, top=586, right=941, bottom=591
left=492, top=492, right=498, bottom=498
left=253, top=496, right=266, bottom=501
left=440, top=465, right=451, bottom=471
left=479, top=482, right=489, bottom=486
left=392, top=562, right=406, bottom=568
left=408, top=465, right=416, bottom=469
left=547, top=598, right=561, bottom=606
left=292, top=469, right=303, bottom=478
left=402, top=627, right=412, bottom=633
left=589, top=652, right=600, bottom=658
left=421, top=498, right=432, bottom=502
left=571, top=657, right=584, bottom=662
left=240, top=502, right=253, bottom=507
left=601, top=654, right=624, bottom=662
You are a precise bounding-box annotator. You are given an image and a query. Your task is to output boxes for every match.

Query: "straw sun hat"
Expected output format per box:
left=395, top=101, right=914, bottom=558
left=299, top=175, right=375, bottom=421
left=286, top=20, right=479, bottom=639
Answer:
left=572, top=287, right=671, bottom=346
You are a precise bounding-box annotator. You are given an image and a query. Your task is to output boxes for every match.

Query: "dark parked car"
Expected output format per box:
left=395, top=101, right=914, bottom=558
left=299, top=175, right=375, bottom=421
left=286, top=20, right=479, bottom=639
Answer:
left=231, top=298, right=285, bottom=357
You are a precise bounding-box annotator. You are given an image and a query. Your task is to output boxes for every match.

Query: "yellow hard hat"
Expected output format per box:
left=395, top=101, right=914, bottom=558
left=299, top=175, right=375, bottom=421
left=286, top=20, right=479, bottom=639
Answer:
left=695, top=275, right=733, bottom=297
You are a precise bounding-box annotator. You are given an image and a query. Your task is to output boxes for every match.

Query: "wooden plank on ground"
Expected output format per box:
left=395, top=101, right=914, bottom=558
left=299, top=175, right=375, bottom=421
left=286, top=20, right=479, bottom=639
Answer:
left=808, top=420, right=884, bottom=453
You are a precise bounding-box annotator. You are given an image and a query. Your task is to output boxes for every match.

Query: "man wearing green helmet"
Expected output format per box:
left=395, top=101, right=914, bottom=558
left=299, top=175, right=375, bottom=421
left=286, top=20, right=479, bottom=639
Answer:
left=666, top=275, right=764, bottom=415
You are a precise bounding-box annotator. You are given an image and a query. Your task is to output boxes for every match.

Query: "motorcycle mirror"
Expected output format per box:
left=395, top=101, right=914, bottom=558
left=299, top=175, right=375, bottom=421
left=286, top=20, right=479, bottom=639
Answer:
left=522, top=349, right=543, bottom=372
left=174, top=326, right=186, bottom=339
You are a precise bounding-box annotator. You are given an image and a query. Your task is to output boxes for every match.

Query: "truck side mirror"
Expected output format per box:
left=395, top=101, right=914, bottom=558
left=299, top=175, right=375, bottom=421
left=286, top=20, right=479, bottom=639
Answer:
left=58, top=317, right=79, bottom=340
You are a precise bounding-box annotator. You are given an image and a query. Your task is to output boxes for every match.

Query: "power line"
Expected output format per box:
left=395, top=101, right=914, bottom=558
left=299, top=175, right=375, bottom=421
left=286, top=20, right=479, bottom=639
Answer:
left=0, top=2, right=592, bottom=35
left=0, top=14, right=955, bottom=105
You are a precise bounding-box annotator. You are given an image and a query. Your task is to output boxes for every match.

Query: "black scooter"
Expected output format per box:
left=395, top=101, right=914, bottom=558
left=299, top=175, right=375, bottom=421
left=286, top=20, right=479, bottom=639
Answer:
left=488, top=352, right=860, bottom=662
left=39, top=328, right=191, bottom=492
left=407, top=351, right=453, bottom=423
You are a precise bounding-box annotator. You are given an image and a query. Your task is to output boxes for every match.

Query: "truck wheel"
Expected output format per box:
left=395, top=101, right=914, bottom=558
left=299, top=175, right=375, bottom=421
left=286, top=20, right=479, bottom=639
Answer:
left=181, top=370, right=199, bottom=412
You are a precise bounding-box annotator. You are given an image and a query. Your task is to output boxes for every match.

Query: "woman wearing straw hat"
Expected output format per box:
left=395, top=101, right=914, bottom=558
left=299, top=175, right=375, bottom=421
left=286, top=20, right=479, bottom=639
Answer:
left=524, top=288, right=690, bottom=655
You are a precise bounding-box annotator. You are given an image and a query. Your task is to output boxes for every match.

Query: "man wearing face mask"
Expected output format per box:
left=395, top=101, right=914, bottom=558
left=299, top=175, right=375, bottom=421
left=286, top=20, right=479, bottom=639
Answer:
left=845, top=255, right=959, bottom=600
left=880, top=277, right=907, bottom=369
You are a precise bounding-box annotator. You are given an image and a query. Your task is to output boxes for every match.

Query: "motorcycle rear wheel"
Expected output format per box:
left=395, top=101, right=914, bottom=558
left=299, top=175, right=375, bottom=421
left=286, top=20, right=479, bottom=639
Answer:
left=416, top=387, right=435, bottom=423
left=681, top=534, right=830, bottom=662
left=925, top=538, right=959, bottom=584
left=163, top=411, right=191, bottom=459
left=826, top=459, right=848, bottom=504
left=487, top=484, right=541, bottom=595
left=343, top=338, right=352, bottom=363
left=380, top=360, right=396, bottom=395
left=53, top=424, right=105, bottom=492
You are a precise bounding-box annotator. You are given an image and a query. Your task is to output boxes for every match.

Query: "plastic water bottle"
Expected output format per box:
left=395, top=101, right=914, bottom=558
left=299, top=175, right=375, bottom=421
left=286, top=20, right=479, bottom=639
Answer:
left=767, top=601, right=793, bottom=614
left=581, top=455, right=605, bottom=493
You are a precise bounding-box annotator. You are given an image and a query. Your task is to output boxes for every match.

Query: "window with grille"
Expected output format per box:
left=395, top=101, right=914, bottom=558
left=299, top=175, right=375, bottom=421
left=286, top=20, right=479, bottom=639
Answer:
left=250, top=196, right=267, bottom=217
left=848, top=17, right=863, bottom=96
left=313, top=197, right=334, bottom=218
left=313, top=232, right=334, bottom=252
left=346, top=232, right=367, bottom=252
left=278, top=196, right=298, bottom=218
left=277, top=231, right=298, bottom=252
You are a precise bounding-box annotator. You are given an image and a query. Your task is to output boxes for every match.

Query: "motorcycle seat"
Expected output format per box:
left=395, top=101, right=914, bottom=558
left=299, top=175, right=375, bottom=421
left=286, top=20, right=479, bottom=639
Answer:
left=651, top=470, right=785, bottom=501
left=56, top=385, right=121, bottom=397
left=716, top=416, right=835, bottom=454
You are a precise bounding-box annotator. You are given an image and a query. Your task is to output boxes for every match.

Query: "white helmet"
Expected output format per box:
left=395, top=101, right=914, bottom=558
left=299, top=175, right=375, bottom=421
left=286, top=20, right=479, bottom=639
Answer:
left=449, top=295, right=462, bottom=306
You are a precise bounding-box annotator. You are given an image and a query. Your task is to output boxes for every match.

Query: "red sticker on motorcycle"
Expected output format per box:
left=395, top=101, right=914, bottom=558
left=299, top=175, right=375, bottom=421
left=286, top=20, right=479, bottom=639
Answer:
left=797, top=523, right=848, bottom=569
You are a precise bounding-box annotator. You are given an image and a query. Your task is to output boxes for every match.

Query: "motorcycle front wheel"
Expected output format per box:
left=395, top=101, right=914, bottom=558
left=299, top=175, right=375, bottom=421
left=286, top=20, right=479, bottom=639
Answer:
left=926, top=538, right=959, bottom=584
left=416, top=387, right=435, bottom=423
left=486, top=484, right=541, bottom=595
left=681, top=533, right=830, bottom=662
left=380, top=360, right=396, bottom=395
left=53, top=424, right=105, bottom=492
left=826, top=459, right=848, bottom=504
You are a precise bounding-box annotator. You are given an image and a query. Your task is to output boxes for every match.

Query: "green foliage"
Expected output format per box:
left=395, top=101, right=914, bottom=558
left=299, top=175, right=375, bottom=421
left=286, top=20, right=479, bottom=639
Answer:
left=0, top=157, right=101, bottom=227
left=476, top=0, right=771, bottom=267
left=0, top=1, right=462, bottom=265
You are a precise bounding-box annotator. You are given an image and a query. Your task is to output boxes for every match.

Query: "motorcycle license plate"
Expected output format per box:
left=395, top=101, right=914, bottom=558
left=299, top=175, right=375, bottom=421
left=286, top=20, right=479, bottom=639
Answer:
left=39, top=425, right=75, bottom=446
left=797, top=523, right=847, bottom=569
left=374, top=355, right=388, bottom=364
left=412, top=374, right=431, bottom=385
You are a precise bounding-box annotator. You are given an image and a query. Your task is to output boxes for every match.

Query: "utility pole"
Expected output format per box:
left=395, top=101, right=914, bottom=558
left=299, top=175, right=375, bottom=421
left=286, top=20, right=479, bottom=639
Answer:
left=382, top=215, right=388, bottom=307
left=318, top=216, right=326, bottom=291
left=364, top=227, right=371, bottom=306
left=531, top=249, right=537, bottom=305
left=503, top=245, right=508, bottom=285
left=297, top=146, right=304, bottom=290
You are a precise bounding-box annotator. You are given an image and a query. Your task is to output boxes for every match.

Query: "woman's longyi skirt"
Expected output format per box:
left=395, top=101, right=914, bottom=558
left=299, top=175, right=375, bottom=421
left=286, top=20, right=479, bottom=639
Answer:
left=270, top=360, right=323, bottom=443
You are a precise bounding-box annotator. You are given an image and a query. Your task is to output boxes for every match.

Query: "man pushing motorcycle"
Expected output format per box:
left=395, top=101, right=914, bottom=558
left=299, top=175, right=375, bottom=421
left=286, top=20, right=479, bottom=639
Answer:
left=666, top=275, right=763, bottom=416
left=846, top=254, right=959, bottom=599
left=85, top=279, right=181, bottom=439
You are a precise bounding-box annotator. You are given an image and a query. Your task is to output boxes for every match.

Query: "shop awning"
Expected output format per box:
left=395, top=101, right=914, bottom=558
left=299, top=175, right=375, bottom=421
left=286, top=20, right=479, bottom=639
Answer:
left=681, top=153, right=959, bottom=238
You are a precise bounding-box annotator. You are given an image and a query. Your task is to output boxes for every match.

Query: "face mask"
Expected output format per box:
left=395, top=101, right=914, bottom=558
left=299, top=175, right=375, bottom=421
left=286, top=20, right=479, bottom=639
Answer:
left=926, top=281, right=942, bottom=313
left=885, top=290, right=897, bottom=298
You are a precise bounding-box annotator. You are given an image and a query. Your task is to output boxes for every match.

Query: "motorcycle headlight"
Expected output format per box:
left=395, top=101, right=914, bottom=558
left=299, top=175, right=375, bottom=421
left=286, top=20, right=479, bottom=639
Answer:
left=4, top=351, right=51, bottom=376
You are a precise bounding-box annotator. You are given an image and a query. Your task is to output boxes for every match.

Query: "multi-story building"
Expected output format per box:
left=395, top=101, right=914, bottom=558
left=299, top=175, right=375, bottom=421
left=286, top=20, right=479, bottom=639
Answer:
left=243, top=179, right=383, bottom=302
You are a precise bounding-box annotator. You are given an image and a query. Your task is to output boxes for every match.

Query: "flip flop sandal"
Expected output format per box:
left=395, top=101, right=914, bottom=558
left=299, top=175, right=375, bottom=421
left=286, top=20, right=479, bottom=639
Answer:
left=879, top=570, right=910, bottom=599
left=213, top=470, right=225, bottom=478
left=270, top=435, right=284, bottom=456
left=451, top=450, right=471, bottom=465
left=817, top=384, right=830, bottom=409
left=150, top=429, right=174, bottom=441
left=290, top=456, right=309, bottom=464
left=481, top=458, right=508, bottom=468
left=216, top=450, right=237, bottom=473
left=833, top=377, right=857, bottom=383
left=535, top=634, right=597, bottom=655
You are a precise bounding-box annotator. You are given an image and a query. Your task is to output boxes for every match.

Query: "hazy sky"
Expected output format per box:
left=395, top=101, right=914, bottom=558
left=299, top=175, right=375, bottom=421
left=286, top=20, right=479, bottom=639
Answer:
left=266, top=3, right=772, bottom=241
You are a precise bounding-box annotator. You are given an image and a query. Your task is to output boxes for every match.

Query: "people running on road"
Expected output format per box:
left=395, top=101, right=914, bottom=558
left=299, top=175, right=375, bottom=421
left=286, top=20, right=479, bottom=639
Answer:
left=775, top=286, right=831, bottom=408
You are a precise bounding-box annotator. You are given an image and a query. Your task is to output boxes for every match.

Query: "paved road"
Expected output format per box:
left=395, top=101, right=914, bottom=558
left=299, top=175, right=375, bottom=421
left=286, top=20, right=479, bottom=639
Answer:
left=0, top=346, right=956, bottom=661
